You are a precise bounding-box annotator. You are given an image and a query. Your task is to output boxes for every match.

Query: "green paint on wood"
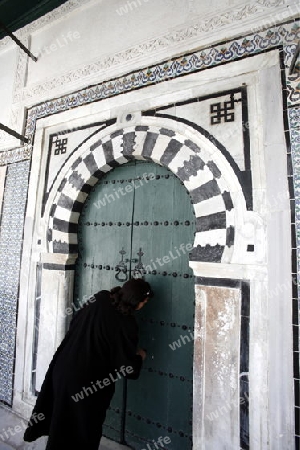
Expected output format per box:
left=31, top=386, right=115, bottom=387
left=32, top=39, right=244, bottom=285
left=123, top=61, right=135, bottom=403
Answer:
left=74, top=161, right=195, bottom=449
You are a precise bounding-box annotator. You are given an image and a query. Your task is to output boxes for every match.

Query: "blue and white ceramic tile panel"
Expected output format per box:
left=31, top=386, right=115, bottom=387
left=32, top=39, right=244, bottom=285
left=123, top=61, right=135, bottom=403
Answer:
left=289, top=105, right=300, bottom=441
left=0, top=161, right=30, bottom=404
left=289, top=107, right=300, bottom=279
left=289, top=107, right=300, bottom=300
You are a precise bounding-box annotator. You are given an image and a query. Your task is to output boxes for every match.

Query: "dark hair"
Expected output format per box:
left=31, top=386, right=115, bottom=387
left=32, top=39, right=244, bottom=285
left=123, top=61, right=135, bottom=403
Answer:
left=110, top=278, right=153, bottom=315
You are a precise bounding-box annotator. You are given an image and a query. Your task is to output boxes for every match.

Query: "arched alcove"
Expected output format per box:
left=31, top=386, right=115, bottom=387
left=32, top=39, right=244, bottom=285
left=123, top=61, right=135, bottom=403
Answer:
left=27, top=117, right=252, bottom=449
left=35, top=117, right=248, bottom=448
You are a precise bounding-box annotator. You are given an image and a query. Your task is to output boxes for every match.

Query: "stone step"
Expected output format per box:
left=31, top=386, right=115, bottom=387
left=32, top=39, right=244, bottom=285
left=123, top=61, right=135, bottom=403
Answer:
left=0, top=405, right=131, bottom=450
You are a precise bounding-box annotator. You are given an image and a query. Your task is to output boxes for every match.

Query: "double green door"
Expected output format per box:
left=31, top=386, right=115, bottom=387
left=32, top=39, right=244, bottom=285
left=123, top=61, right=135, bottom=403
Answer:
left=74, top=160, right=195, bottom=449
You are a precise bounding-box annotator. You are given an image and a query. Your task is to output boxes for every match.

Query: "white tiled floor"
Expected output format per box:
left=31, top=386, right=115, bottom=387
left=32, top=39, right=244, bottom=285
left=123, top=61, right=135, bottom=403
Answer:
left=0, top=405, right=131, bottom=450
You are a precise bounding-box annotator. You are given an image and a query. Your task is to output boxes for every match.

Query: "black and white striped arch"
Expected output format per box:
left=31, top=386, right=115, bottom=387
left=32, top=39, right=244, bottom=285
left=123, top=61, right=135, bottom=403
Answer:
left=47, top=123, right=245, bottom=263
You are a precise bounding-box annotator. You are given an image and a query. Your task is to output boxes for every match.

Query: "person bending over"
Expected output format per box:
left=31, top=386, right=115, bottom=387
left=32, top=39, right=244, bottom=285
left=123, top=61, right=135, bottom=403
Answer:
left=24, top=278, right=153, bottom=450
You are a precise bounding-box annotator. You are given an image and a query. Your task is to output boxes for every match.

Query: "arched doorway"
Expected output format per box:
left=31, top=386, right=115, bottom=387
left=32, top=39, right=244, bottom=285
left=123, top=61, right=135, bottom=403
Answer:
left=31, top=118, right=249, bottom=449
left=73, top=160, right=195, bottom=449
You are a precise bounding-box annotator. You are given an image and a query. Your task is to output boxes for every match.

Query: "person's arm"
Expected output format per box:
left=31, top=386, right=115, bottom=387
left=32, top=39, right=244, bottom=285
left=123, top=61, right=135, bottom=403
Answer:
left=136, top=348, right=146, bottom=361
left=113, top=317, right=145, bottom=380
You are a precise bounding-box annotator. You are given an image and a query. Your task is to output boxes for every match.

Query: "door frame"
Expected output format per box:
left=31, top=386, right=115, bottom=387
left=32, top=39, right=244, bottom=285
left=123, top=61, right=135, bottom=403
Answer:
left=13, top=52, right=295, bottom=449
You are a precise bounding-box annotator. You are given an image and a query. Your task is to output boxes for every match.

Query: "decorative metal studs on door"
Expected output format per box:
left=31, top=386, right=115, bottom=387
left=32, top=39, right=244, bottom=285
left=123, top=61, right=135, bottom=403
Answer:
left=115, top=248, right=145, bottom=281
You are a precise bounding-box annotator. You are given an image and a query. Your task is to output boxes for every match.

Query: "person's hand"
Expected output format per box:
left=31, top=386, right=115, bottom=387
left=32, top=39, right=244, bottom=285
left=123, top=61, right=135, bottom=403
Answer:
left=136, top=348, right=147, bottom=361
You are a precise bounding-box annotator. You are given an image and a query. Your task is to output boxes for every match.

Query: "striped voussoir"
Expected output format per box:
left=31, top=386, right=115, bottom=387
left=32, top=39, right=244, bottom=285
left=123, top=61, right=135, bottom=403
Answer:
left=49, top=126, right=236, bottom=262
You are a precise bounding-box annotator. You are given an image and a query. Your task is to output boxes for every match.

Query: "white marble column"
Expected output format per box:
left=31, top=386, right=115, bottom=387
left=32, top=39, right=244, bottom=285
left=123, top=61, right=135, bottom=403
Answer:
left=193, top=282, right=241, bottom=449
left=0, top=165, right=7, bottom=210
left=35, top=253, right=77, bottom=391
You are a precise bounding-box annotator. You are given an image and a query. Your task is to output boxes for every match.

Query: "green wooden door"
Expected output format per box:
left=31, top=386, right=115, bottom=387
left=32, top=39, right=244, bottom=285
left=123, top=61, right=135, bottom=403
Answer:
left=74, top=161, right=195, bottom=449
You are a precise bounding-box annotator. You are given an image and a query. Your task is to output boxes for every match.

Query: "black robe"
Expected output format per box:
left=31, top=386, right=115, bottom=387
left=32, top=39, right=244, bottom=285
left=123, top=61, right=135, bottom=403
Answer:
left=23, top=290, right=143, bottom=450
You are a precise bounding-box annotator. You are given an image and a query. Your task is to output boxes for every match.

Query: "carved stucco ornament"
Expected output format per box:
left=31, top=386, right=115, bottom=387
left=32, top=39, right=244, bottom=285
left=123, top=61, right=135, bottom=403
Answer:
left=0, top=145, right=32, bottom=166
left=4, top=0, right=288, bottom=103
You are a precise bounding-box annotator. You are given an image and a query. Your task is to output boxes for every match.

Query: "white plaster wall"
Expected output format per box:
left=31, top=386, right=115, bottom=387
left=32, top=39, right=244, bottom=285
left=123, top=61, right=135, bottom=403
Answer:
left=0, top=45, right=19, bottom=148
left=0, top=45, right=18, bottom=122
left=29, top=0, right=291, bottom=88
left=0, top=0, right=299, bottom=149
left=27, top=0, right=187, bottom=86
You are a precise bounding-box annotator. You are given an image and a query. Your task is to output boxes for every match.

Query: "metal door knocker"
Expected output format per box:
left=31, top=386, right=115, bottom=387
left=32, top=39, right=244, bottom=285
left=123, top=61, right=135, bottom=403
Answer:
left=115, top=248, right=129, bottom=282
left=115, top=247, right=146, bottom=281
left=132, top=248, right=145, bottom=279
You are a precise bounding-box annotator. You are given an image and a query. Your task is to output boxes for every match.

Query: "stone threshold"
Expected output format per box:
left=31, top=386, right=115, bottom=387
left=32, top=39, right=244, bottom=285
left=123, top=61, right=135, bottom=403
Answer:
left=0, top=404, right=131, bottom=450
